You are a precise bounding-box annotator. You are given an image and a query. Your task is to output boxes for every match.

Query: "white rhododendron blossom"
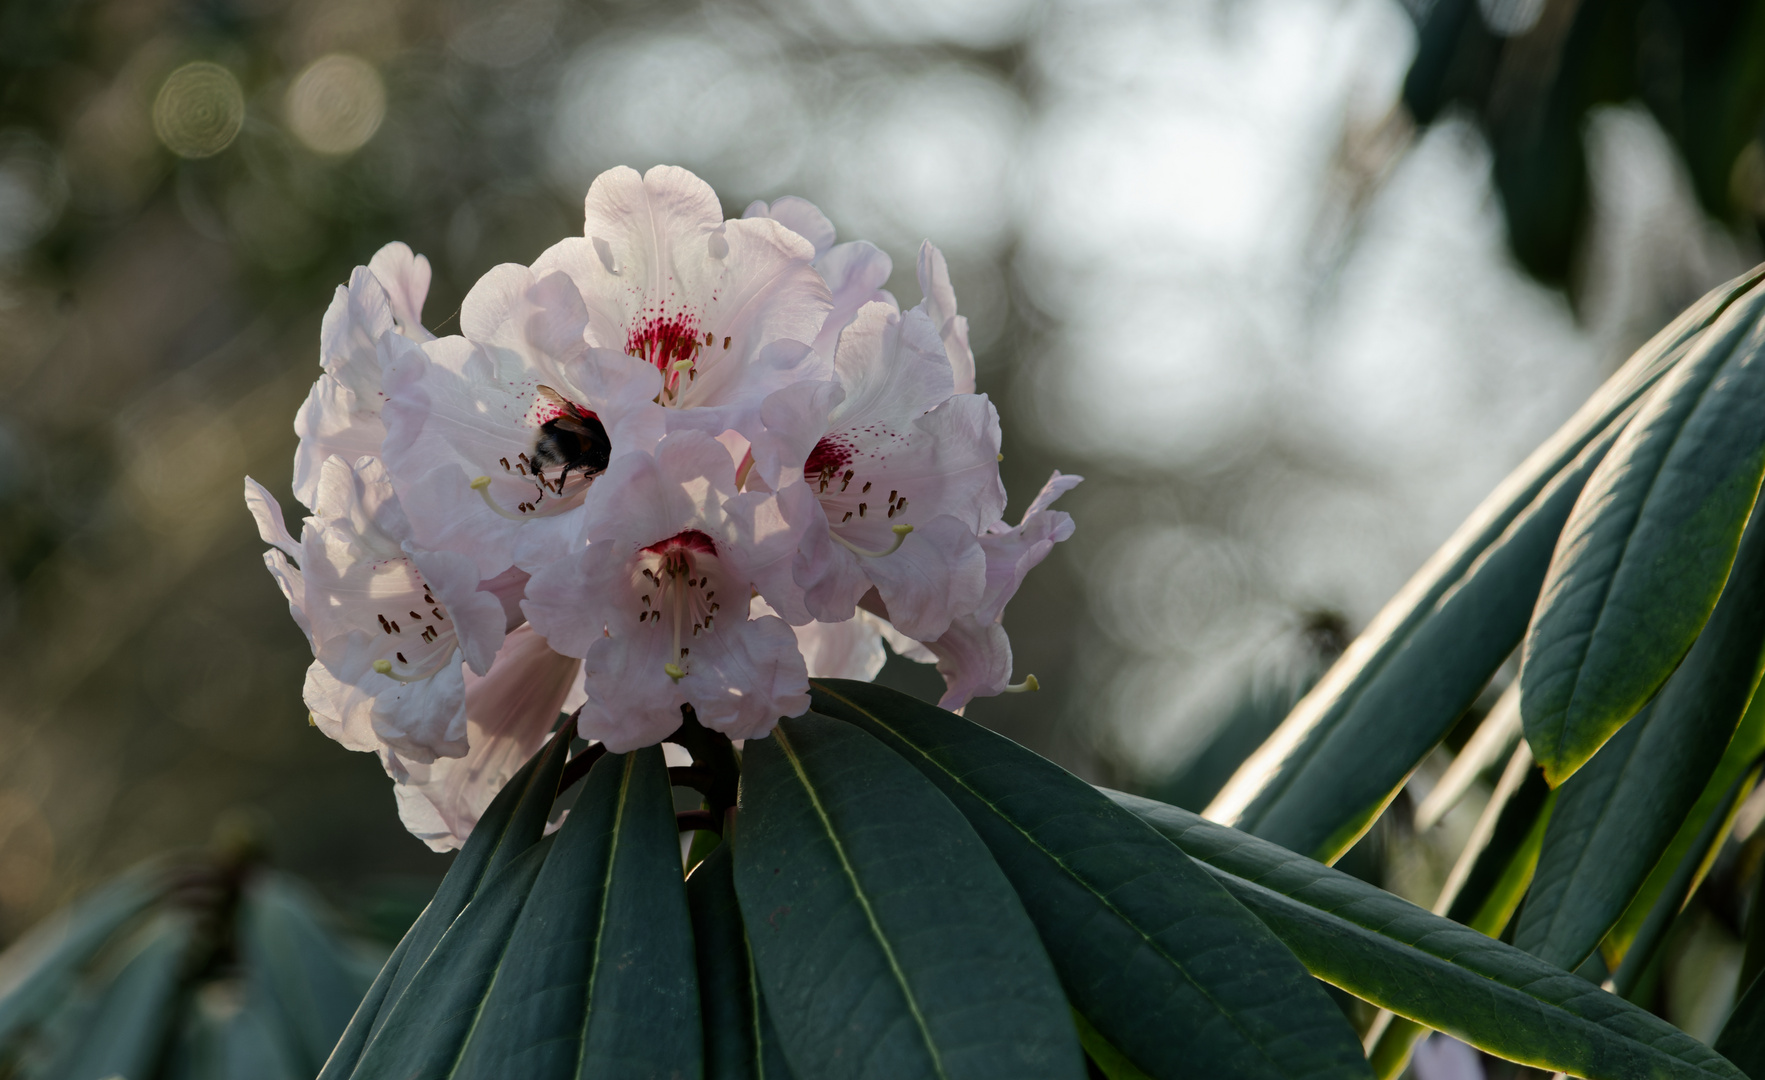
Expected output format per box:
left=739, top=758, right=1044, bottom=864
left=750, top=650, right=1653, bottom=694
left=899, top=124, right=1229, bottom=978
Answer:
left=247, top=163, right=1077, bottom=847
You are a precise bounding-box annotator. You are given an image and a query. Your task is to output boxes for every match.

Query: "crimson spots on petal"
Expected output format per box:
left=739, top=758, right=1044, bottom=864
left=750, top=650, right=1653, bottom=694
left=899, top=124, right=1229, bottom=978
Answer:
left=626, top=312, right=701, bottom=374
left=804, top=435, right=853, bottom=480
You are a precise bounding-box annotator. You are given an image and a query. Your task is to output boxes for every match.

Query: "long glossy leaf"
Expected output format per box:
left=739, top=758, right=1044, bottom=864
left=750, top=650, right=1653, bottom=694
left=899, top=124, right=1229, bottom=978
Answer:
left=1610, top=761, right=1761, bottom=999
left=345, top=834, right=555, bottom=1078
left=450, top=747, right=700, bottom=1080
left=1716, top=972, right=1765, bottom=1079
left=317, top=725, right=572, bottom=1079
left=1111, top=791, right=1746, bottom=1080
left=1519, top=494, right=1765, bottom=969
left=1208, top=266, right=1763, bottom=838
left=1606, top=674, right=1765, bottom=966
left=0, top=863, right=163, bottom=1048
left=809, top=680, right=1368, bottom=1080
left=735, top=713, right=1083, bottom=1080
left=1438, top=743, right=1550, bottom=932
left=1523, top=282, right=1765, bottom=784
left=39, top=912, right=195, bottom=1080
left=688, top=843, right=795, bottom=1080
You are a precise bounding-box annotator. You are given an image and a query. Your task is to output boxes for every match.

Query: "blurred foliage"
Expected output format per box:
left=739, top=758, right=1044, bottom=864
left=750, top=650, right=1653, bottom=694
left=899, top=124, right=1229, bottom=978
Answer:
left=0, top=828, right=381, bottom=1080
left=1402, top=0, right=1765, bottom=296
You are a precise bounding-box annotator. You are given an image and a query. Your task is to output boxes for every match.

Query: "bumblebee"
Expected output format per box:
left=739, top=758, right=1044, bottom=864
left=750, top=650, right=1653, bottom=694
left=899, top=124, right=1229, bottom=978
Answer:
left=530, top=385, right=612, bottom=491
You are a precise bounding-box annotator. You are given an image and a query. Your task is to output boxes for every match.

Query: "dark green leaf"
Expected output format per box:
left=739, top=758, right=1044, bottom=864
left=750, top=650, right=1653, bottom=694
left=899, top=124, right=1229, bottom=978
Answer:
left=345, top=832, right=555, bottom=1077
left=0, top=863, right=163, bottom=1048
left=39, top=911, right=195, bottom=1080
left=1519, top=490, right=1765, bottom=969
left=1522, top=283, right=1765, bottom=784
left=1716, top=971, right=1765, bottom=1078
left=449, top=747, right=700, bottom=1080
left=735, top=713, right=1083, bottom=1080
left=1440, top=746, right=1552, bottom=932
left=1606, top=676, right=1765, bottom=965
left=318, top=725, right=572, bottom=1079
left=1069, top=1009, right=1152, bottom=1080
left=688, top=842, right=795, bottom=1080
left=1111, top=790, right=1746, bottom=1080
left=809, top=680, right=1368, bottom=1080
left=1610, top=760, right=1763, bottom=1000
left=1208, top=266, right=1765, bottom=852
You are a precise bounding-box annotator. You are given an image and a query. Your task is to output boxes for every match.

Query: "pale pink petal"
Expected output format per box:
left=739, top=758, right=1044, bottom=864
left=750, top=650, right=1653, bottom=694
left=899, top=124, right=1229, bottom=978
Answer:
left=386, top=625, right=581, bottom=851
left=726, top=488, right=813, bottom=625
left=561, top=347, right=667, bottom=456
left=319, top=267, right=394, bottom=401
left=262, top=549, right=311, bottom=639
left=916, top=241, right=974, bottom=395
left=779, top=480, right=870, bottom=624
left=833, top=302, right=954, bottom=427
left=750, top=379, right=843, bottom=493
left=577, top=431, right=740, bottom=546
left=380, top=335, right=588, bottom=579
left=303, top=660, right=381, bottom=752
left=862, top=515, right=986, bottom=641
left=522, top=535, right=631, bottom=659
left=812, top=242, right=895, bottom=358
left=307, top=649, right=469, bottom=764
left=974, top=471, right=1081, bottom=624
left=460, top=265, right=590, bottom=374
left=368, top=241, right=435, bottom=341
left=677, top=613, right=809, bottom=741
left=577, top=626, right=691, bottom=752
left=873, top=611, right=936, bottom=664
left=244, top=477, right=301, bottom=560
left=788, top=613, right=888, bottom=681
left=406, top=546, right=507, bottom=676
left=743, top=196, right=836, bottom=257
left=924, top=615, right=1013, bottom=711
left=1411, top=1036, right=1486, bottom=1080
left=291, top=375, right=386, bottom=510
left=477, top=566, right=531, bottom=633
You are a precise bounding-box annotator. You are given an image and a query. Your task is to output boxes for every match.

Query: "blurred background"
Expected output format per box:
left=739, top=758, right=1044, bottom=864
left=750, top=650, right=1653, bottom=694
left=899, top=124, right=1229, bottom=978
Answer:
left=2, top=0, right=1764, bottom=1044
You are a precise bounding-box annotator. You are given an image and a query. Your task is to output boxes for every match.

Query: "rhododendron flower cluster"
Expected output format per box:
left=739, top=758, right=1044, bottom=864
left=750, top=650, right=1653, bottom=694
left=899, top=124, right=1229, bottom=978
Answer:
left=247, top=166, right=1077, bottom=850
